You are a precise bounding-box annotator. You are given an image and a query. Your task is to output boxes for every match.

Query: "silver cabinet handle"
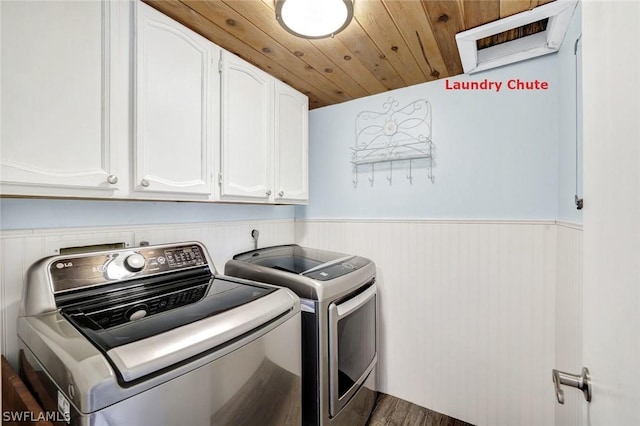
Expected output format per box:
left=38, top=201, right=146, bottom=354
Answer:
left=107, top=175, right=118, bottom=184
left=278, top=190, right=284, bottom=197
left=552, top=367, right=592, bottom=404
left=140, top=179, right=150, bottom=187
left=266, top=190, right=272, bottom=196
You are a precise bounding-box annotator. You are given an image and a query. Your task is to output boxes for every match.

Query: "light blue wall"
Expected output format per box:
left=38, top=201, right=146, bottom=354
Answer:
left=297, top=54, right=560, bottom=220
left=557, top=3, right=583, bottom=223
left=3, top=15, right=584, bottom=230
left=0, top=198, right=295, bottom=230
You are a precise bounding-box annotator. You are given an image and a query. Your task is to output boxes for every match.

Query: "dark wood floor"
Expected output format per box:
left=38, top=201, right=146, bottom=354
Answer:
left=366, top=393, right=473, bottom=426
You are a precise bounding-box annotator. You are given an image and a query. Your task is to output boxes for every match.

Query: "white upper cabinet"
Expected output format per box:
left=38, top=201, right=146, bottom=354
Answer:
left=0, top=1, right=127, bottom=196
left=274, top=81, right=309, bottom=203
left=1, top=0, right=306, bottom=204
left=219, top=51, right=274, bottom=202
left=134, top=2, right=217, bottom=196
left=219, top=51, right=308, bottom=204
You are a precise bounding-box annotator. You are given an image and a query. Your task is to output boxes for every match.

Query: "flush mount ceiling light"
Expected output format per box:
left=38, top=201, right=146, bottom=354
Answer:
left=456, top=0, right=577, bottom=74
left=275, top=0, right=354, bottom=39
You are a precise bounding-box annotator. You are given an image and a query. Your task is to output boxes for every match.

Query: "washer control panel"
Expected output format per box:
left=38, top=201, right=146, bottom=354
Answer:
left=50, top=243, right=208, bottom=293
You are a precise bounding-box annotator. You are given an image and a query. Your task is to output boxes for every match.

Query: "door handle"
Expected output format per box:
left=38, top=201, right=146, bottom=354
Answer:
left=552, top=367, right=592, bottom=404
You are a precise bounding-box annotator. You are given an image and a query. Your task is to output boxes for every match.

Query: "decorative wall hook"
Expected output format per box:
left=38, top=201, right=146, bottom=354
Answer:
left=368, top=163, right=375, bottom=186
left=352, top=165, right=358, bottom=188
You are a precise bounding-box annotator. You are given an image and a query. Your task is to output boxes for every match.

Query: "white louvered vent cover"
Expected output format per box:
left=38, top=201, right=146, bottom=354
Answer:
left=456, top=0, right=578, bottom=74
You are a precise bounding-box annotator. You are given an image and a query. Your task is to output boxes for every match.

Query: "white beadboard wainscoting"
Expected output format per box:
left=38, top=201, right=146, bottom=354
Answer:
left=1, top=217, right=584, bottom=426
left=296, top=219, right=560, bottom=426
left=554, top=222, right=584, bottom=426
left=0, top=219, right=295, bottom=368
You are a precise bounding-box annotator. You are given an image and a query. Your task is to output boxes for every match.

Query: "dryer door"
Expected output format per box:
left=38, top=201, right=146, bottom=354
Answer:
left=328, top=284, right=377, bottom=417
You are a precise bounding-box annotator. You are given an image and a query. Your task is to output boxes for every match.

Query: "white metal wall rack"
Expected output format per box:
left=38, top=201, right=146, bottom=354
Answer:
left=352, top=97, right=434, bottom=187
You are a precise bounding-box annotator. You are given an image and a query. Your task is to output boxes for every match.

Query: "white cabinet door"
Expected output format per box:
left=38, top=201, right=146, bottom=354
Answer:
left=134, top=2, right=214, bottom=196
left=0, top=1, right=123, bottom=196
left=274, top=81, right=308, bottom=204
left=220, top=51, right=274, bottom=202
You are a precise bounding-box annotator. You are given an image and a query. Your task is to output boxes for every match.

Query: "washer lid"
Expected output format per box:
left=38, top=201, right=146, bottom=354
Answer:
left=59, top=276, right=289, bottom=384
left=233, top=244, right=369, bottom=281
left=104, top=283, right=295, bottom=383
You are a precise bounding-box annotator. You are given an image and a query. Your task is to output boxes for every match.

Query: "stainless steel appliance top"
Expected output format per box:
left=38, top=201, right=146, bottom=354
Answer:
left=225, top=244, right=376, bottom=301
left=17, top=241, right=300, bottom=414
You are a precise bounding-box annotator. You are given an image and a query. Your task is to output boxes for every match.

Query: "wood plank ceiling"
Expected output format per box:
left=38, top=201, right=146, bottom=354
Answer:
left=145, top=0, right=554, bottom=109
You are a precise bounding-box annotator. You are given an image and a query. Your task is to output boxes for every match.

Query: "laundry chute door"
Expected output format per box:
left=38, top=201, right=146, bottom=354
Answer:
left=582, top=2, right=640, bottom=425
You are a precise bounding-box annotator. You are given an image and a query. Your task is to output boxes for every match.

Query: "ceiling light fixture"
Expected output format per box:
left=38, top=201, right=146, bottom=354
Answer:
left=275, top=0, right=354, bottom=39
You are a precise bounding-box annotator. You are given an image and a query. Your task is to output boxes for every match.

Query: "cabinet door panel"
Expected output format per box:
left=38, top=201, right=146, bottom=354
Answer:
left=220, top=52, right=273, bottom=202
left=135, top=2, right=211, bottom=195
left=275, top=82, right=308, bottom=204
left=0, top=1, right=119, bottom=192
